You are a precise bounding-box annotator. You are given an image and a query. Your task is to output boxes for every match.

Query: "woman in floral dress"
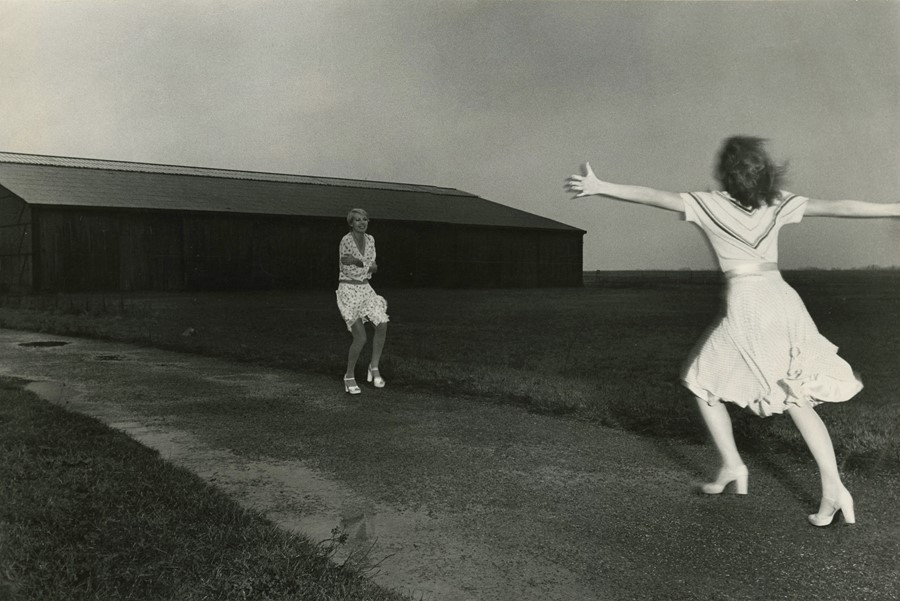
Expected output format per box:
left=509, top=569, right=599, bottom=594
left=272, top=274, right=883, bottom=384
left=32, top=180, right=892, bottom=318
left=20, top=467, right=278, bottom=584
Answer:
left=337, top=208, right=389, bottom=394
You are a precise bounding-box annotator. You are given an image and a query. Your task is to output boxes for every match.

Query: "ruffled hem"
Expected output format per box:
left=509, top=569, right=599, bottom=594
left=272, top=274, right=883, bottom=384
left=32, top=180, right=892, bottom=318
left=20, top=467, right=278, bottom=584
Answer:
left=336, top=284, right=389, bottom=331
left=342, top=314, right=390, bottom=332
left=682, top=372, right=863, bottom=417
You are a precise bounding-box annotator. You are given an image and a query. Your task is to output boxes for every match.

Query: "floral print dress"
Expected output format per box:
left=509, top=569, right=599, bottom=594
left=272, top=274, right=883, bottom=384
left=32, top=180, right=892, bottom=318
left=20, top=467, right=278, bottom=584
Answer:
left=335, top=232, right=389, bottom=331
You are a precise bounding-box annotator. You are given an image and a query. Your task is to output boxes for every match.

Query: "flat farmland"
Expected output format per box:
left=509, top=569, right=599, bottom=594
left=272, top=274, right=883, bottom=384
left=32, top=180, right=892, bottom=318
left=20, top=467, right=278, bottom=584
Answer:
left=3, top=271, right=900, bottom=600
left=2, top=270, right=898, bottom=468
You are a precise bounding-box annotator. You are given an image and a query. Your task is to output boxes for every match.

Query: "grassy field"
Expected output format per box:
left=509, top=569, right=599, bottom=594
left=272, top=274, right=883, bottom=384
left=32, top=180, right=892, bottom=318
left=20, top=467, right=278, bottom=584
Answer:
left=2, top=272, right=898, bottom=598
left=2, top=270, right=898, bottom=468
left=0, top=376, right=411, bottom=601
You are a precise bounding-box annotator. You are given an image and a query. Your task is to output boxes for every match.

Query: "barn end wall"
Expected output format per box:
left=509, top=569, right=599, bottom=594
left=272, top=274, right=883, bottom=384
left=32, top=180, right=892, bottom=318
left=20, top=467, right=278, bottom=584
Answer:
left=0, top=187, right=33, bottom=293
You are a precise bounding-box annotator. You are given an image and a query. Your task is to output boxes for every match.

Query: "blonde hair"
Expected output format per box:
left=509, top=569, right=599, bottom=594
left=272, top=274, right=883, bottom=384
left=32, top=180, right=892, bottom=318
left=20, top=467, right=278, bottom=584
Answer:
left=346, top=208, right=369, bottom=227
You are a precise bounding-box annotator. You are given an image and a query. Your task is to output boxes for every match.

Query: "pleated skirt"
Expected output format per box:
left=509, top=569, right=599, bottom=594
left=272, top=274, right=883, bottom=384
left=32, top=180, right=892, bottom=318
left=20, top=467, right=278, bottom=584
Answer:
left=681, top=271, right=862, bottom=417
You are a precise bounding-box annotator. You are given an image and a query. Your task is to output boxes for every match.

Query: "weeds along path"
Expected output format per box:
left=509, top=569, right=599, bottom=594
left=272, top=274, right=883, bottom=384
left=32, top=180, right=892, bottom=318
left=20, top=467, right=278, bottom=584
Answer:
left=2, top=329, right=899, bottom=601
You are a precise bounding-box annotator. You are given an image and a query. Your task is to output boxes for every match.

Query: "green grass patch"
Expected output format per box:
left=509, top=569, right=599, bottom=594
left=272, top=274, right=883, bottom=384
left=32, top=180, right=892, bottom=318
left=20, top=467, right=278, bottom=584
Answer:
left=0, top=377, right=410, bottom=601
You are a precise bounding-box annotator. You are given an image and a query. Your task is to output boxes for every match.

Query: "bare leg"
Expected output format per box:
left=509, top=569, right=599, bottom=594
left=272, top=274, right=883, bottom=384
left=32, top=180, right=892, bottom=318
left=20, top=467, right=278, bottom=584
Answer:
left=787, top=402, right=854, bottom=524
left=696, top=397, right=743, bottom=469
left=370, top=322, right=388, bottom=370
left=696, top=397, right=748, bottom=494
left=786, top=402, right=844, bottom=499
left=345, top=320, right=367, bottom=379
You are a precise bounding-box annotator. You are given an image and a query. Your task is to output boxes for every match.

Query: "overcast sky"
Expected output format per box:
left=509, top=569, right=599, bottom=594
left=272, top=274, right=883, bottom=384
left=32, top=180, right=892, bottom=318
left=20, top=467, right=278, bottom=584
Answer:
left=2, top=0, right=898, bottom=269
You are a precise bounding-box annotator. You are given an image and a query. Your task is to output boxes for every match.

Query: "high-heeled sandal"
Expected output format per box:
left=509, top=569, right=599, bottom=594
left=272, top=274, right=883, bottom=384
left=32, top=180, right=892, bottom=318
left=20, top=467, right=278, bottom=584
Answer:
left=343, top=376, right=361, bottom=395
left=701, top=464, right=749, bottom=495
left=367, top=366, right=385, bottom=388
left=808, top=489, right=855, bottom=526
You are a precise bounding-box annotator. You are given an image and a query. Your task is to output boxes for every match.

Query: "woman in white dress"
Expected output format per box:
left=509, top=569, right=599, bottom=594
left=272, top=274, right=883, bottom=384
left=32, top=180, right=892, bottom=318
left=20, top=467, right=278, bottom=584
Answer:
left=566, top=136, right=900, bottom=526
left=336, top=208, right=389, bottom=395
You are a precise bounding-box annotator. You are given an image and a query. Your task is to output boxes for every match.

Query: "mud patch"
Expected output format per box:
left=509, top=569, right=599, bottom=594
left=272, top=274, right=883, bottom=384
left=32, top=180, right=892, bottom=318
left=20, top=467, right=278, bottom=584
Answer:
left=207, top=373, right=280, bottom=384
left=24, top=380, right=72, bottom=404
left=18, top=340, right=69, bottom=348
left=95, top=354, right=127, bottom=361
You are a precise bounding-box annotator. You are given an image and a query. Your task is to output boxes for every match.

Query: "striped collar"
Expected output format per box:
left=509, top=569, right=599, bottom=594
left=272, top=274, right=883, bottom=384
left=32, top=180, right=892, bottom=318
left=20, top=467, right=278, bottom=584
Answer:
left=689, top=192, right=800, bottom=249
left=716, top=191, right=756, bottom=215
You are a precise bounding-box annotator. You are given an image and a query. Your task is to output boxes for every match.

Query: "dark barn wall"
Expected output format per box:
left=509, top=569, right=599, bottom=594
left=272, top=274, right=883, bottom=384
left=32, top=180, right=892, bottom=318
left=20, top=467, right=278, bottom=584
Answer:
left=35, top=207, right=121, bottom=291
left=374, top=221, right=582, bottom=288
left=33, top=207, right=582, bottom=292
left=0, top=187, right=33, bottom=292
left=182, top=213, right=346, bottom=290
left=35, top=207, right=348, bottom=292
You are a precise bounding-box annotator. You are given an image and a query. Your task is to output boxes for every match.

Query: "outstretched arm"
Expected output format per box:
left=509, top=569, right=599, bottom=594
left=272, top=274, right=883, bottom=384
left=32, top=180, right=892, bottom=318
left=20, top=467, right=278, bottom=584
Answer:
left=565, top=162, right=683, bottom=213
left=805, top=197, right=900, bottom=218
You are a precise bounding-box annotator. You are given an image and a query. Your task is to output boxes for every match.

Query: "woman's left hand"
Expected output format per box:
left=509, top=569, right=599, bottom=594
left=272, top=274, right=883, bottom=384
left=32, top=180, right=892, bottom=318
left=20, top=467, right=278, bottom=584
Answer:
left=368, top=262, right=378, bottom=274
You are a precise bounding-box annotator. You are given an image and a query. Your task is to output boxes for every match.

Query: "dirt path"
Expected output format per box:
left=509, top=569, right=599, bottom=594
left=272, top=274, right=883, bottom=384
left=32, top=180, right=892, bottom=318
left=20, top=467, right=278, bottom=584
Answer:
left=2, top=329, right=898, bottom=601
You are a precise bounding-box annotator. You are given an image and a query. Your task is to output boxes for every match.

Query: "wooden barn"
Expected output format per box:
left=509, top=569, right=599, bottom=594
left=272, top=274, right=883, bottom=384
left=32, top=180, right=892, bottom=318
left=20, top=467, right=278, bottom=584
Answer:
left=0, top=152, right=584, bottom=293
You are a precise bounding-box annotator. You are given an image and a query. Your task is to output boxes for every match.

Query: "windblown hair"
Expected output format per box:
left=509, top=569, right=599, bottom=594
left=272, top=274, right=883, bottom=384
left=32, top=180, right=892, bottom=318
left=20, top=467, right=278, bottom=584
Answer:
left=715, top=136, right=787, bottom=209
left=346, top=208, right=369, bottom=227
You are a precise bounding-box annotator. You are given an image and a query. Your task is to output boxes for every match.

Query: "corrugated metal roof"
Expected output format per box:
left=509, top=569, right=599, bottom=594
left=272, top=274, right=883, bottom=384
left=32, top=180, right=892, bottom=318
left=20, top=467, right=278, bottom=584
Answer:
left=0, top=151, right=583, bottom=232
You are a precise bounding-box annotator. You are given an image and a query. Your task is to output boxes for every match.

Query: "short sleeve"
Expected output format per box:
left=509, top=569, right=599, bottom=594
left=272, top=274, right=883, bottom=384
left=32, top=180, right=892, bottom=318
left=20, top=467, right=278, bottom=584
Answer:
left=339, top=235, right=353, bottom=255
left=778, top=193, right=808, bottom=225
left=680, top=192, right=701, bottom=224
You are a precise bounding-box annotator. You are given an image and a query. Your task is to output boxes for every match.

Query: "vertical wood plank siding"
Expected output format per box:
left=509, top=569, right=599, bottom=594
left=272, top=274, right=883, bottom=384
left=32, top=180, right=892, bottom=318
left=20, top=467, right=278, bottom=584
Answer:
left=31, top=208, right=582, bottom=292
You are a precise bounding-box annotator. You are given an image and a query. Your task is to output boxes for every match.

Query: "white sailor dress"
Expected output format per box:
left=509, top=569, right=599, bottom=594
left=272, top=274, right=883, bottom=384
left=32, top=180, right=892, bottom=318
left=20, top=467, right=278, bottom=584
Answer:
left=679, top=191, right=862, bottom=417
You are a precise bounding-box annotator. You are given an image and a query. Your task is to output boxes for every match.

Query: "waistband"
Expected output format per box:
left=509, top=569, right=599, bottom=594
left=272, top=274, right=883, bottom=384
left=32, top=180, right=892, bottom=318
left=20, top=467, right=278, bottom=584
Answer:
left=724, top=262, right=779, bottom=279
left=338, top=279, right=369, bottom=286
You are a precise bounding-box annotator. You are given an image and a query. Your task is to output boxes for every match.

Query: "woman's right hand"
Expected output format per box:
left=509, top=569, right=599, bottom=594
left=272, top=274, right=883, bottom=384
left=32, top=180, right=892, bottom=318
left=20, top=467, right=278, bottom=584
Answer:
left=565, top=162, right=684, bottom=212
left=566, top=162, right=605, bottom=198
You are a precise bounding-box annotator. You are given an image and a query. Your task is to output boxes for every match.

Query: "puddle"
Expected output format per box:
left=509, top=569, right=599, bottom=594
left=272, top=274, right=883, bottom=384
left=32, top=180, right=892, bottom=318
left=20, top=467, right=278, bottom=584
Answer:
left=18, top=341, right=70, bottom=348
